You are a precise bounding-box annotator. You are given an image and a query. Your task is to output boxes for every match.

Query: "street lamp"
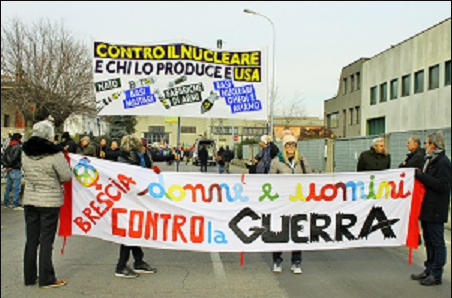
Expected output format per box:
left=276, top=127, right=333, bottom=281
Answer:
left=244, top=8, right=276, bottom=139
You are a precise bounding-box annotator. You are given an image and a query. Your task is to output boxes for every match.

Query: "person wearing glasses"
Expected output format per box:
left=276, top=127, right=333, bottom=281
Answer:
left=269, top=135, right=312, bottom=274
left=411, top=132, right=451, bottom=286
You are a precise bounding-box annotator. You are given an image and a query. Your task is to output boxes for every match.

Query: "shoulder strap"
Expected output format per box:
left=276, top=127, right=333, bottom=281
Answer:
left=300, top=158, right=307, bottom=174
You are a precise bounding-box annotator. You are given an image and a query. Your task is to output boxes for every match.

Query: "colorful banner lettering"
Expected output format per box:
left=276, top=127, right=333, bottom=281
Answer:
left=68, top=155, right=417, bottom=252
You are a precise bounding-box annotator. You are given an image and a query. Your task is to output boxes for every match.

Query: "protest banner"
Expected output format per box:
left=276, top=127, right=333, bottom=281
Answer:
left=61, top=155, right=423, bottom=253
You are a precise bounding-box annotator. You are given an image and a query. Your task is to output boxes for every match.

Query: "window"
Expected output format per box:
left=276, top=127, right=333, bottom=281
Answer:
left=181, top=126, right=196, bottom=134
left=370, top=86, right=378, bottom=105
left=429, top=64, right=440, bottom=90
left=212, top=126, right=239, bottom=135
left=350, top=75, right=355, bottom=92
left=3, top=114, right=10, bottom=127
left=148, top=126, right=165, bottom=133
left=242, top=127, right=266, bottom=136
left=343, top=78, right=347, bottom=94
left=327, top=113, right=339, bottom=129
left=356, top=72, right=361, bottom=90
left=349, top=108, right=354, bottom=125
left=380, top=83, right=388, bottom=103
left=414, top=70, right=424, bottom=94
left=355, top=106, right=360, bottom=125
left=445, top=60, right=451, bottom=86
left=367, top=117, right=385, bottom=135
left=390, top=78, right=398, bottom=100
left=401, top=74, right=411, bottom=97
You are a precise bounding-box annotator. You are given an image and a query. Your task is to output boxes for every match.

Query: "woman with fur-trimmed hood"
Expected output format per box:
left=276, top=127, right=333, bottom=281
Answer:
left=21, top=120, right=72, bottom=288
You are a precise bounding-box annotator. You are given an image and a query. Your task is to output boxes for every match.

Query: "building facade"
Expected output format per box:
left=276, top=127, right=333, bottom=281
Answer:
left=325, top=18, right=451, bottom=136
left=324, top=59, right=367, bottom=138
left=362, top=18, right=451, bottom=135
left=134, top=116, right=323, bottom=148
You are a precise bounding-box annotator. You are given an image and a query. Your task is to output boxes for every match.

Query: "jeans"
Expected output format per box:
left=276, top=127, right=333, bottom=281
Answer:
left=4, top=169, right=22, bottom=207
left=219, top=164, right=225, bottom=174
left=421, top=221, right=447, bottom=280
left=116, top=245, right=144, bottom=271
left=23, top=206, right=60, bottom=286
left=273, top=251, right=303, bottom=264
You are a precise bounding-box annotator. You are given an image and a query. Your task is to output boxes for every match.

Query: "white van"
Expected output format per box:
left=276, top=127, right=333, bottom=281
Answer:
left=192, top=139, right=218, bottom=166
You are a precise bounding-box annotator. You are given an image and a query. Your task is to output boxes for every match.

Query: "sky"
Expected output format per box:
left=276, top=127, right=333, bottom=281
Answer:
left=2, top=1, right=451, bottom=118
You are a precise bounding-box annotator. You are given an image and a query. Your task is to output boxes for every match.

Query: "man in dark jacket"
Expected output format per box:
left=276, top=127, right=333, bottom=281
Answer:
left=105, top=141, right=121, bottom=162
left=61, top=132, right=80, bottom=154
left=399, top=135, right=425, bottom=169
left=411, top=132, right=451, bottom=286
left=357, top=137, right=391, bottom=172
left=254, top=135, right=279, bottom=174
left=199, top=145, right=209, bottom=173
left=3, top=133, right=23, bottom=209
left=223, top=146, right=235, bottom=174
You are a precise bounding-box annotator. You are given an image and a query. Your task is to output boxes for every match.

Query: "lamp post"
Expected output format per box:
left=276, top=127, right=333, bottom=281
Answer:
left=244, top=8, right=276, bottom=139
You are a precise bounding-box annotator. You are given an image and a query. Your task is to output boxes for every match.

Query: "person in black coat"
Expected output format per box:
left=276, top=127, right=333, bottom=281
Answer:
left=114, top=135, right=157, bottom=278
left=399, top=135, right=425, bottom=169
left=199, top=145, right=209, bottom=173
left=61, top=132, right=80, bottom=154
left=3, top=133, right=23, bottom=208
left=105, top=141, right=121, bottom=162
left=411, top=132, right=451, bottom=286
left=357, top=137, right=391, bottom=172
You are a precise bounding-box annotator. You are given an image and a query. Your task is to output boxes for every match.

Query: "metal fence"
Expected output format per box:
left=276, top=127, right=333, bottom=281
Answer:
left=333, top=136, right=378, bottom=173
left=297, top=139, right=326, bottom=173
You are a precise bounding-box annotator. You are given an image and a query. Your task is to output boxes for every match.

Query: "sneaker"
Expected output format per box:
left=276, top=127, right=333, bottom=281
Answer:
left=291, top=263, right=303, bottom=274
left=133, top=262, right=157, bottom=274
left=13, top=206, right=24, bottom=210
left=3, top=206, right=8, bottom=209
left=273, top=261, right=282, bottom=273
left=40, top=279, right=67, bottom=289
left=115, top=267, right=139, bottom=278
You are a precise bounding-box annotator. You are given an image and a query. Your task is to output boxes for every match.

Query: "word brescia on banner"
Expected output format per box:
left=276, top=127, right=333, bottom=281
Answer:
left=92, top=40, right=268, bottom=119
left=68, top=155, right=418, bottom=252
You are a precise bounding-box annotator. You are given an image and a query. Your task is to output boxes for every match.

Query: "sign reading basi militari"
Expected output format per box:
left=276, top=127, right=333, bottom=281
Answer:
left=93, top=40, right=267, bottom=119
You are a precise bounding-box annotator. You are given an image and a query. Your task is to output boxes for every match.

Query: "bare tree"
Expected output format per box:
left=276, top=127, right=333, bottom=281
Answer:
left=274, top=91, right=306, bottom=127
left=1, top=18, right=94, bottom=130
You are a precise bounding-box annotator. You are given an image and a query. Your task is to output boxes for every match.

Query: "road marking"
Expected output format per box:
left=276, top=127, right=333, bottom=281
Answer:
left=210, top=252, right=226, bottom=279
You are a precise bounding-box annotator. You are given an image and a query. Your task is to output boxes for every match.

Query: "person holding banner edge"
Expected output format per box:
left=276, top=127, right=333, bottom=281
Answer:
left=269, top=135, right=312, bottom=274
left=411, top=132, right=451, bottom=286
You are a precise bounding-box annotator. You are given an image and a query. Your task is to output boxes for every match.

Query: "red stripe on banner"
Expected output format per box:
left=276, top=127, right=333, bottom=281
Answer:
left=58, top=153, right=73, bottom=246
left=406, top=179, right=425, bottom=263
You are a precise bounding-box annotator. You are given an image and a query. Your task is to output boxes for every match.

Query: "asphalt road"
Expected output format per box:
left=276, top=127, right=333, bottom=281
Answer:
left=1, top=162, right=450, bottom=298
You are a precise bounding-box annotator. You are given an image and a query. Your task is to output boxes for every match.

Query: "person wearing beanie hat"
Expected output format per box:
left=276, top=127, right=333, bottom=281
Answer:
left=3, top=132, right=23, bottom=209
left=21, top=121, right=72, bottom=288
left=61, top=132, right=80, bottom=154
left=269, top=134, right=312, bottom=275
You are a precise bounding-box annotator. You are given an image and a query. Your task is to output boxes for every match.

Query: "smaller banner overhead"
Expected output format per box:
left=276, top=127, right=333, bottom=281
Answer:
left=93, top=40, right=268, bottom=119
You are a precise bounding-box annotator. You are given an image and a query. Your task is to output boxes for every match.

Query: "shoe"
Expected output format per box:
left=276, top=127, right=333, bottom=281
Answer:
left=411, top=272, right=428, bottom=281
left=273, top=261, right=282, bottom=273
left=133, top=262, right=157, bottom=274
left=13, top=206, right=24, bottom=210
left=40, top=279, right=67, bottom=289
left=291, top=263, right=303, bottom=274
left=420, top=275, right=442, bottom=286
left=3, top=206, right=8, bottom=209
left=115, top=267, right=139, bottom=278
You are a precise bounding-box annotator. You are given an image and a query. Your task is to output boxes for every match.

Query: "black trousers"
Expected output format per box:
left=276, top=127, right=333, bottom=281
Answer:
left=273, top=251, right=303, bottom=263
left=422, top=221, right=446, bottom=279
left=116, top=245, right=144, bottom=271
left=24, top=206, right=60, bottom=286
left=200, top=162, right=208, bottom=172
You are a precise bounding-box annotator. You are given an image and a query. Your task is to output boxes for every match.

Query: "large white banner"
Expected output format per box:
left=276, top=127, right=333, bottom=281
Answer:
left=93, top=40, right=268, bottom=119
left=69, top=155, right=416, bottom=252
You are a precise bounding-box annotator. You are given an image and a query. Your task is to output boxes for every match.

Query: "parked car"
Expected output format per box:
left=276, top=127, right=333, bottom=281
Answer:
left=192, top=139, right=217, bottom=166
